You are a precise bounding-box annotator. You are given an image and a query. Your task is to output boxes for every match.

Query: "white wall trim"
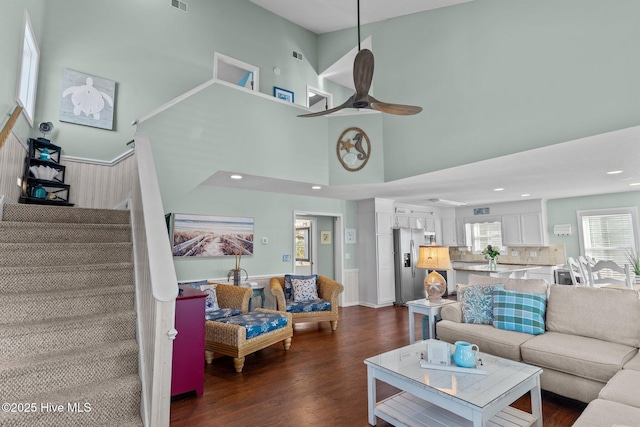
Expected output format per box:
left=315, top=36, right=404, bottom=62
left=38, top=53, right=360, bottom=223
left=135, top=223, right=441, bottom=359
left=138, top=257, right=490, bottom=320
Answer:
left=61, top=148, right=134, bottom=167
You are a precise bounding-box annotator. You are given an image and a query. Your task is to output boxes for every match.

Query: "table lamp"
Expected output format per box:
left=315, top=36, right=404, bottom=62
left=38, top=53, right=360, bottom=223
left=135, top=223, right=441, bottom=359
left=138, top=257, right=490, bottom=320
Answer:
left=416, top=245, right=452, bottom=302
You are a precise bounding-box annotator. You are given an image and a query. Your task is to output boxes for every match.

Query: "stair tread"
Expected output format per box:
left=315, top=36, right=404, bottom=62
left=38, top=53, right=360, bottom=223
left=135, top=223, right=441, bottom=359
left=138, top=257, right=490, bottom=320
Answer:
left=0, top=339, right=138, bottom=373
left=0, top=241, right=132, bottom=248
left=24, top=372, right=141, bottom=402
left=0, top=261, right=134, bottom=274
left=2, top=284, right=134, bottom=302
left=2, top=204, right=130, bottom=224
left=0, top=221, right=131, bottom=230
left=0, top=310, right=136, bottom=337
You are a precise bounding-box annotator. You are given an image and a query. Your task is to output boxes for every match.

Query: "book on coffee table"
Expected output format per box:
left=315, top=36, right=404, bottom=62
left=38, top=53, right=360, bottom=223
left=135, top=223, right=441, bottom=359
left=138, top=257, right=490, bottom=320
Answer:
left=419, top=359, right=487, bottom=375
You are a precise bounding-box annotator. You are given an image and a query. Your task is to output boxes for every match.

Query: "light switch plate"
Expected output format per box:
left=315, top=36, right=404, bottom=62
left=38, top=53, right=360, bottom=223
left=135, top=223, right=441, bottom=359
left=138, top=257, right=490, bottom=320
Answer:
left=282, top=254, right=290, bottom=262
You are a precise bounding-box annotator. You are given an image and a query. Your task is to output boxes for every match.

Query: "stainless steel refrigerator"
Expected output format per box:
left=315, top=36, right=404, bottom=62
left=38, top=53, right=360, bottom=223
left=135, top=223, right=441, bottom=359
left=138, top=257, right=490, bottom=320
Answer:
left=393, top=228, right=428, bottom=305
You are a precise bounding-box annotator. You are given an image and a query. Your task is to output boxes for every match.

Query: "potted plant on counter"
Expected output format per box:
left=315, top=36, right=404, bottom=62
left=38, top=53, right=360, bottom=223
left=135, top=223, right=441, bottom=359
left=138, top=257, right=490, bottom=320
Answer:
left=482, top=245, right=500, bottom=270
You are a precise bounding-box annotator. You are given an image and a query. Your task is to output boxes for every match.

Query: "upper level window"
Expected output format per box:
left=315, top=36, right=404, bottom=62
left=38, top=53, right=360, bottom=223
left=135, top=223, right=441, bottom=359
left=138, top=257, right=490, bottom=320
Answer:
left=213, top=52, right=259, bottom=92
left=578, top=208, right=639, bottom=265
left=466, top=221, right=503, bottom=253
left=16, top=10, right=39, bottom=126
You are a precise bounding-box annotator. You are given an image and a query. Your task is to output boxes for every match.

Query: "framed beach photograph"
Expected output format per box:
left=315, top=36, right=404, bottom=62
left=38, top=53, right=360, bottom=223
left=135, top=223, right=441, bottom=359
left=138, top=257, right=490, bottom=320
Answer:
left=274, top=86, right=294, bottom=103
left=320, top=230, right=332, bottom=245
left=168, top=213, right=254, bottom=257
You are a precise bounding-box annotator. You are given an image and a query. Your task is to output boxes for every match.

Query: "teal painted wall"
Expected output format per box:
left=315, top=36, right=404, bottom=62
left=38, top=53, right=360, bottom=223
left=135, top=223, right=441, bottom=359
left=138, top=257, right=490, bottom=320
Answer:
left=0, top=0, right=46, bottom=138
left=318, top=0, right=640, bottom=181
left=547, top=191, right=640, bottom=259
left=316, top=216, right=335, bottom=279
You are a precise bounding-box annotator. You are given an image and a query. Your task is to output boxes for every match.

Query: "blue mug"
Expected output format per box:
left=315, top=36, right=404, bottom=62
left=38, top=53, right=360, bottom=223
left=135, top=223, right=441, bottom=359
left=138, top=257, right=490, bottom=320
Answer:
left=453, top=341, right=479, bottom=368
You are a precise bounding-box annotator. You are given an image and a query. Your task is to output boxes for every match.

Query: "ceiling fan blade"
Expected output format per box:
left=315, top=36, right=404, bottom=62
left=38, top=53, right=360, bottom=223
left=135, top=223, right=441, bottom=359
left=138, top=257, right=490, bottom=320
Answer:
left=353, top=49, right=374, bottom=102
left=369, top=96, right=423, bottom=115
left=297, top=96, right=354, bottom=118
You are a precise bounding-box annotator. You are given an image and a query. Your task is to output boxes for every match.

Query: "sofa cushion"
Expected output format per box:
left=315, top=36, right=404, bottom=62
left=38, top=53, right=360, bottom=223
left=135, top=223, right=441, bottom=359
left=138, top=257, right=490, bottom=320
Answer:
left=205, top=308, right=242, bottom=321
left=286, top=299, right=331, bottom=313
left=521, top=331, right=637, bottom=383
left=623, top=352, right=640, bottom=371
left=284, top=274, right=317, bottom=301
left=467, top=274, right=548, bottom=295
left=436, top=320, right=535, bottom=361
left=292, top=277, right=318, bottom=302
left=214, top=311, right=289, bottom=339
left=492, top=287, right=546, bottom=335
left=599, top=369, right=640, bottom=408
left=572, top=399, right=640, bottom=427
left=457, top=284, right=494, bottom=324
left=546, top=285, right=640, bottom=347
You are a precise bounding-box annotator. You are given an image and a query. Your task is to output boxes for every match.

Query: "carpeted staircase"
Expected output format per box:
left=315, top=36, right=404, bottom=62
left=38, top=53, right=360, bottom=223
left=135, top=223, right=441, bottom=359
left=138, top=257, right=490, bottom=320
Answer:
left=0, top=203, right=142, bottom=426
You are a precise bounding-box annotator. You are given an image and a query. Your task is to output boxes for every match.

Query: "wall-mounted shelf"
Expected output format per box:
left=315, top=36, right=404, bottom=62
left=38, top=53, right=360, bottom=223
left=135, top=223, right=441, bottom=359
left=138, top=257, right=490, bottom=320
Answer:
left=19, top=138, right=73, bottom=207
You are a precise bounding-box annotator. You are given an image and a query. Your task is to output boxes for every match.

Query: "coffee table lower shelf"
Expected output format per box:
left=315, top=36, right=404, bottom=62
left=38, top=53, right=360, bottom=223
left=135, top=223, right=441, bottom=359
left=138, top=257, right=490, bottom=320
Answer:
left=376, top=392, right=536, bottom=427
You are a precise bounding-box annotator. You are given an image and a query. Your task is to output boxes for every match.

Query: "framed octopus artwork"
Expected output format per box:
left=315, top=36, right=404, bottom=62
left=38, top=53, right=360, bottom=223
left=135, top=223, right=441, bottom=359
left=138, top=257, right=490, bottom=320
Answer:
left=59, top=69, right=116, bottom=130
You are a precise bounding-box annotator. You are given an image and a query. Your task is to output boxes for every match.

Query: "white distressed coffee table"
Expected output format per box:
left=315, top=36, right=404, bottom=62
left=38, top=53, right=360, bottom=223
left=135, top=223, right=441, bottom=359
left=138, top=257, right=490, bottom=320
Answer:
left=364, top=341, right=542, bottom=427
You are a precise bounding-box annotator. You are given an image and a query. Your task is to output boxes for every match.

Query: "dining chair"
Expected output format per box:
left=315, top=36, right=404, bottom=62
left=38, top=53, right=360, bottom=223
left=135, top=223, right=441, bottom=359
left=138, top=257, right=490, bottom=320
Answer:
left=566, top=257, right=586, bottom=286
left=587, top=260, right=633, bottom=289
left=578, top=256, right=594, bottom=287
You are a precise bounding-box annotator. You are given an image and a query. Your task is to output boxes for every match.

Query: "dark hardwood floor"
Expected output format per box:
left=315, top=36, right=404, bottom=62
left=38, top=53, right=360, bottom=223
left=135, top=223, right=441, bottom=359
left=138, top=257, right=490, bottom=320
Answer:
left=170, top=305, right=586, bottom=426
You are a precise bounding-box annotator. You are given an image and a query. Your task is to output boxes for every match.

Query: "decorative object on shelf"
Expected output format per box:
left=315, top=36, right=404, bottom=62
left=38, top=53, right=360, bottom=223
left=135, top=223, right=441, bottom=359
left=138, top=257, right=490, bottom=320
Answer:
left=31, top=184, right=47, bottom=199
left=29, top=165, right=59, bottom=181
left=482, top=245, right=500, bottom=270
left=337, top=127, right=370, bottom=172
left=38, top=121, right=54, bottom=142
left=227, top=252, right=248, bottom=286
left=38, top=148, right=51, bottom=161
left=273, top=86, right=294, bottom=103
left=416, top=245, right=452, bottom=302
left=60, top=69, right=116, bottom=130
left=298, top=0, right=422, bottom=118
left=168, top=213, right=255, bottom=257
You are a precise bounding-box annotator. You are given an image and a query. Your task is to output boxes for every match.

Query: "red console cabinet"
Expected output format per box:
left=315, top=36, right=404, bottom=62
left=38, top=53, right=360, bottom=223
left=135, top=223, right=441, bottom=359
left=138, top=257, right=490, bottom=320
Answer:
left=171, top=285, right=207, bottom=396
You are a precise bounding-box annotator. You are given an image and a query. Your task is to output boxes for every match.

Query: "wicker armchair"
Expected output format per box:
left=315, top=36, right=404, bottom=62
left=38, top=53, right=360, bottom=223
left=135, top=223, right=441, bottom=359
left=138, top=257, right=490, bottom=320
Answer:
left=205, top=284, right=292, bottom=372
left=212, top=282, right=251, bottom=313
left=270, top=275, right=344, bottom=330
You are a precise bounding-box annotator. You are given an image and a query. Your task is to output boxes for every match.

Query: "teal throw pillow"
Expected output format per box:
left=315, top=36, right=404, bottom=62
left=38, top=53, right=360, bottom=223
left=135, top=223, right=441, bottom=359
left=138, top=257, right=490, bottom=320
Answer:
left=458, top=284, right=496, bottom=325
left=492, top=286, right=547, bottom=335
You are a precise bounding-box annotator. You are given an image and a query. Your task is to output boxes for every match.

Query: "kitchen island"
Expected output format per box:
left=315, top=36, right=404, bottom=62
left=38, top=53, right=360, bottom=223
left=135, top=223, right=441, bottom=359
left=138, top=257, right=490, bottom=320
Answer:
left=452, top=262, right=542, bottom=286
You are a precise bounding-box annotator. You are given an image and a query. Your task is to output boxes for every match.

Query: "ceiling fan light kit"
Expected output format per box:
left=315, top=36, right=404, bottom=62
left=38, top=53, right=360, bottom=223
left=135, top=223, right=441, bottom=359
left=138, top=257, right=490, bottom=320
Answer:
left=298, top=0, right=422, bottom=118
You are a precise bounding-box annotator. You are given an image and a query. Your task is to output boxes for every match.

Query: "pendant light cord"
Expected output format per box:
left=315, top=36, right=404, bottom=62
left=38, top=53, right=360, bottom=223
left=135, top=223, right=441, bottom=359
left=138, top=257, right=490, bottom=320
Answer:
left=357, top=0, right=361, bottom=51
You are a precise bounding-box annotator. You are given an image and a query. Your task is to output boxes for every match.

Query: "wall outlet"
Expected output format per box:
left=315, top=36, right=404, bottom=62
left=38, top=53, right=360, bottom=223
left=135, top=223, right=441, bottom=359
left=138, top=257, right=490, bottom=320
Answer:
left=511, top=250, right=518, bottom=257
left=282, top=254, right=290, bottom=262
left=261, top=237, right=268, bottom=245
left=345, top=253, right=351, bottom=260
left=530, top=251, right=537, bottom=257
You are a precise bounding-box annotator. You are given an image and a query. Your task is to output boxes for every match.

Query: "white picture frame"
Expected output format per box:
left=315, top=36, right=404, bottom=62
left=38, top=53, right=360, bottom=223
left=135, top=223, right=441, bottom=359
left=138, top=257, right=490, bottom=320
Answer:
left=345, top=228, right=357, bottom=244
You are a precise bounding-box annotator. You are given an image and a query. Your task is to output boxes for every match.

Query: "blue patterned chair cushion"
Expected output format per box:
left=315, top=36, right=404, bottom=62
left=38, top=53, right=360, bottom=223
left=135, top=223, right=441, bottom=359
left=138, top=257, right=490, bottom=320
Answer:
left=493, top=286, right=547, bottom=335
left=205, top=308, right=242, bottom=321
left=284, top=274, right=317, bottom=301
left=292, top=277, right=319, bottom=302
left=286, top=299, right=331, bottom=313
left=179, top=280, right=220, bottom=312
left=215, top=312, right=289, bottom=339
left=458, top=283, right=496, bottom=324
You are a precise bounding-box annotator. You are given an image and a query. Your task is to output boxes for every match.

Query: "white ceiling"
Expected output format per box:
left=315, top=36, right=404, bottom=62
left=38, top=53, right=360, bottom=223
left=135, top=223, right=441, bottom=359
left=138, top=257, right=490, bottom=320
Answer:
left=203, top=126, right=640, bottom=208
left=233, top=1, right=640, bottom=208
left=249, top=0, right=476, bottom=35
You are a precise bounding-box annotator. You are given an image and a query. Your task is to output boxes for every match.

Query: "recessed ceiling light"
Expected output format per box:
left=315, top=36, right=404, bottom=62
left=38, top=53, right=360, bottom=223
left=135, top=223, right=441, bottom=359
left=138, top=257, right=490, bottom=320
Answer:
left=311, top=185, right=322, bottom=190
left=230, top=174, right=243, bottom=180
left=607, top=170, right=624, bottom=175
left=521, top=193, right=530, bottom=197
left=494, top=188, right=504, bottom=192
left=630, top=182, right=640, bottom=186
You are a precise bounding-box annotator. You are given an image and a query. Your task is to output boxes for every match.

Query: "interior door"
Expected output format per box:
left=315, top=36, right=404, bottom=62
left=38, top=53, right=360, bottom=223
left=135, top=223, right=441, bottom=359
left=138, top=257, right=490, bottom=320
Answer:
left=294, top=217, right=316, bottom=275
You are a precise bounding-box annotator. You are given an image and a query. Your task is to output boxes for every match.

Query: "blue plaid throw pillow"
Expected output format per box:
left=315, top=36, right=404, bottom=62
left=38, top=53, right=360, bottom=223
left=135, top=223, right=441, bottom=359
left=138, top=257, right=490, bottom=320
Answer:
left=492, top=286, right=547, bottom=335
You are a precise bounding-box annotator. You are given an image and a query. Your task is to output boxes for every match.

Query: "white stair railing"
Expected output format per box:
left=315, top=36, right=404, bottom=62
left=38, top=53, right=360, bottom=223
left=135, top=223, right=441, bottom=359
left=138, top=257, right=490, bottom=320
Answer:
left=130, top=132, right=179, bottom=427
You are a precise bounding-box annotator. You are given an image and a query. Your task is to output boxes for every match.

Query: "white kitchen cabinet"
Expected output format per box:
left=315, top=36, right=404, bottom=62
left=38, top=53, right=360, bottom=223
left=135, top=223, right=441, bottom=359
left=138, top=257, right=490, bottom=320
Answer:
left=377, top=212, right=393, bottom=235
left=455, top=219, right=467, bottom=246
left=441, top=218, right=456, bottom=246
left=501, top=213, right=544, bottom=246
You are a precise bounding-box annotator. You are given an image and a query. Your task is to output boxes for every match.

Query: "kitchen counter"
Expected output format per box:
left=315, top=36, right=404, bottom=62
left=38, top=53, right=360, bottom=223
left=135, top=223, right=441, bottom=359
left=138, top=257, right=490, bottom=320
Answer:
left=453, top=264, right=541, bottom=274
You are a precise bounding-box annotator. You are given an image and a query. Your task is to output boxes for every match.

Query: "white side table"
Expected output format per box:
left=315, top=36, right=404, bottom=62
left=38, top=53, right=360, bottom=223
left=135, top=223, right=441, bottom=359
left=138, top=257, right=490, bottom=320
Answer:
left=406, top=299, right=457, bottom=343
left=241, top=281, right=265, bottom=311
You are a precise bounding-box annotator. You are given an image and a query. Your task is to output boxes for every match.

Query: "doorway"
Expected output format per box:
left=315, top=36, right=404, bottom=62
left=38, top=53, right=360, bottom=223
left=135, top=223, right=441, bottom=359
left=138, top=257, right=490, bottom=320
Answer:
left=295, top=217, right=317, bottom=275
left=293, top=212, right=343, bottom=283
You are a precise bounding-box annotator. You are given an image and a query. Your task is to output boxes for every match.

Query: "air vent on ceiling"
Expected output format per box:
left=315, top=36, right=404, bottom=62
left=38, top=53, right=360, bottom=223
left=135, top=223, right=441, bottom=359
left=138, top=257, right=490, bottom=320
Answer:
left=170, top=0, right=188, bottom=13
left=292, top=51, right=303, bottom=61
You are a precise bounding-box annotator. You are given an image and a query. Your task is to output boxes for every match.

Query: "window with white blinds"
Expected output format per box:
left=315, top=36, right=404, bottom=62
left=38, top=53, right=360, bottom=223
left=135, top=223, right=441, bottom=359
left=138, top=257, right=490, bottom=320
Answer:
left=466, top=221, right=503, bottom=253
left=578, top=208, right=639, bottom=265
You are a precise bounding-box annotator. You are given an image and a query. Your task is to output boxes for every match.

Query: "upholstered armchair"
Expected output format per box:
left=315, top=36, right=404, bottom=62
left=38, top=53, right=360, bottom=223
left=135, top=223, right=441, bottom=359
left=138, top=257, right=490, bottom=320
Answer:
left=270, top=275, right=344, bottom=330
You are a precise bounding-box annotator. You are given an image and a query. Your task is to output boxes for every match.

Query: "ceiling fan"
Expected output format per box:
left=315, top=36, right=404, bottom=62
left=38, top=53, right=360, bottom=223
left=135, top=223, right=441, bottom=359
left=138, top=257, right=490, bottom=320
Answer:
left=298, top=0, right=423, bottom=118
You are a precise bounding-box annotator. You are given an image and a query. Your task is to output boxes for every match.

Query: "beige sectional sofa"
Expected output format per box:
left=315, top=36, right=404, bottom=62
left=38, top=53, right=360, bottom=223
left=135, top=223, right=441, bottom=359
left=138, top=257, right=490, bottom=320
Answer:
left=436, top=274, right=640, bottom=425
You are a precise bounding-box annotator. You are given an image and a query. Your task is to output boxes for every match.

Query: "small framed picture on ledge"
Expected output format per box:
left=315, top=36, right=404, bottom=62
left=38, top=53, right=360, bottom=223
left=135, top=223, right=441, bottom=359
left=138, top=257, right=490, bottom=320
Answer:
left=274, top=86, right=294, bottom=103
